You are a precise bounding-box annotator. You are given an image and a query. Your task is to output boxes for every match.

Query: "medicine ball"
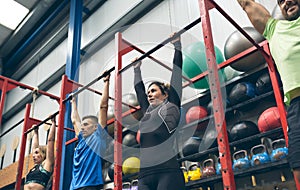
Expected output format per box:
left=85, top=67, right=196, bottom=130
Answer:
left=182, top=136, right=202, bottom=158
left=206, top=99, right=230, bottom=114
left=258, top=107, right=282, bottom=133
left=122, top=156, right=140, bottom=175
left=228, top=82, right=256, bottom=105
left=122, top=132, right=138, bottom=147
left=206, top=99, right=234, bottom=120
left=122, top=93, right=143, bottom=127
left=108, top=163, right=114, bottom=181
left=200, top=128, right=218, bottom=150
left=182, top=42, right=226, bottom=89
left=186, top=106, right=208, bottom=131
left=224, top=27, right=266, bottom=72
left=256, top=72, right=272, bottom=95
left=201, top=126, right=233, bottom=150
left=107, top=105, right=115, bottom=137
left=229, top=121, right=259, bottom=141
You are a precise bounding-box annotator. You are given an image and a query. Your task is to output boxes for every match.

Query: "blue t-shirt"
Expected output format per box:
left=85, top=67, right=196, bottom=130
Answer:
left=70, top=125, right=107, bottom=189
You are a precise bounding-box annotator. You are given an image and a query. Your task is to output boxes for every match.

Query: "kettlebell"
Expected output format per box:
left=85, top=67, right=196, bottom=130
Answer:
left=131, top=179, right=138, bottom=190
left=216, top=157, right=221, bottom=175
left=271, top=139, right=288, bottom=162
left=122, top=182, right=131, bottom=190
left=180, top=166, right=189, bottom=183
left=232, top=150, right=250, bottom=171
left=202, top=158, right=216, bottom=177
left=250, top=144, right=270, bottom=166
left=187, top=163, right=202, bottom=181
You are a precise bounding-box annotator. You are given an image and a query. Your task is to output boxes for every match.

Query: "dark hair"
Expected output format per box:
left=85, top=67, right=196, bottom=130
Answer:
left=147, top=81, right=170, bottom=95
left=277, top=0, right=283, bottom=5
left=82, top=115, right=98, bottom=124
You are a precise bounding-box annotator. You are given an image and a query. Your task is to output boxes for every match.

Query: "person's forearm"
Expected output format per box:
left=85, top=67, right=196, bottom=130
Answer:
left=46, top=120, right=56, bottom=165
left=237, top=0, right=271, bottom=34
left=169, top=40, right=183, bottom=107
left=32, top=129, right=39, bottom=150
left=99, top=79, right=109, bottom=127
left=48, top=121, right=56, bottom=142
left=71, top=101, right=80, bottom=122
left=100, top=81, right=109, bottom=109
left=134, top=67, right=148, bottom=113
left=71, top=99, right=81, bottom=135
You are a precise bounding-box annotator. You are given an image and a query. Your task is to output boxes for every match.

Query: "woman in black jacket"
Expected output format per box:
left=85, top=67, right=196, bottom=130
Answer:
left=133, top=34, right=185, bottom=190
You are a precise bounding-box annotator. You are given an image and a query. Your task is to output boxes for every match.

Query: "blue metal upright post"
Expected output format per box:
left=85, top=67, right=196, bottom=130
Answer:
left=60, top=0, right=83, bottom=189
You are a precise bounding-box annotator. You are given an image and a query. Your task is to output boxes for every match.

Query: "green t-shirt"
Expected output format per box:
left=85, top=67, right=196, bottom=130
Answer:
left=263, top=17, right=300, bottom=105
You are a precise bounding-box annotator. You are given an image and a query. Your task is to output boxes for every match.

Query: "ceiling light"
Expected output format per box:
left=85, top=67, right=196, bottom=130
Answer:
left=0, top=0, right=29, bottom=30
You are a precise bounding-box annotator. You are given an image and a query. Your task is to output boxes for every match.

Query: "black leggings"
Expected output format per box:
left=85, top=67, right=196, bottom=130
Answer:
left=287, top=96, right=300, bottom=169
left=138, top=171, right=185, bottom=190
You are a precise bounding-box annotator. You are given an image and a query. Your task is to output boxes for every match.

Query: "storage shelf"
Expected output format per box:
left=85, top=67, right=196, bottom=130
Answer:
left=178, top=127, right=283, bottom=163
left=185, top=159, right=289, bottom=189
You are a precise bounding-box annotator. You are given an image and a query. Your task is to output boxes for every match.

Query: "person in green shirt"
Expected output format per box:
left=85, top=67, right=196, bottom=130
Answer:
left=236, top=0, right=300, bottom=184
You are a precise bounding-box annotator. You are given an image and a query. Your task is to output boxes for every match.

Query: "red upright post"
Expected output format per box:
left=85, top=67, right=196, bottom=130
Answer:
left=198, top=0, right=236, bottom=189
left=15, top=104, right=41, bottom=190
left=0, top=79, right=8, bottom=127
left=52, top=75, right=71, bottom=190
left=0, top=78, right=19, bottom=127
left=15, top=104, right=31, bottom=190
left=114, top=32, right=124, bottom=190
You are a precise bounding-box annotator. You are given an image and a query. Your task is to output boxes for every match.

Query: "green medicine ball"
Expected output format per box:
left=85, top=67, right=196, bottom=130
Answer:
left=182, top=42, right=226, bottom=89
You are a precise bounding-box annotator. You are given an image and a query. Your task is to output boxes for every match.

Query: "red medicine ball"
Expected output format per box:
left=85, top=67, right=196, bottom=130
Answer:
left=258, top=107, right=281, bottom=133
left=186, top=106, right=208, bottom=131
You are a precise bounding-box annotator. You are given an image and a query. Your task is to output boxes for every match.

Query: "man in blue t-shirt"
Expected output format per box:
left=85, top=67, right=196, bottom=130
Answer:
left=237, top=0, right=300, bottom=184
left=70, top=72, right=110, bottom=190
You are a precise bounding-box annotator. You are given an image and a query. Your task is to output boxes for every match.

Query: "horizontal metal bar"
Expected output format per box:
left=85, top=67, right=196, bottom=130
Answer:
left=120, top=17, right=201, bottom=73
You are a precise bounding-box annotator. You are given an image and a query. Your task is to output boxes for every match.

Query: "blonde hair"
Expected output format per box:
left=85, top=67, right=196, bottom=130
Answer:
left=38, top=145, right=47, bottom=160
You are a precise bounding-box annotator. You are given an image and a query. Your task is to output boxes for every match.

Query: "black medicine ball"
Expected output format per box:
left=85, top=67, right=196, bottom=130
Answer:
left=182, top=136, right=201, bottom=158
left=256, top=72, right=272, bottom=95
left=108, top=163, right=114, bottom=181
left=228, top=82, right=256, bottom=105
left=229, top=121, right=259, bottom=141
left=122, top=132, right=138, bottom=147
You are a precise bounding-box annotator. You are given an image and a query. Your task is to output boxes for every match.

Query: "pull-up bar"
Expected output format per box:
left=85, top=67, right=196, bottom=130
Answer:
left=120, top=17, right=201, bottom=73
left=63, top=67, right=115, bottom=102
left=66, top=78, right=139, bottom=110
left=122, top=39, right=192, bottom=82
left=0, top=76, right=60, bottom=101
left=24, top=111, right=59, bottom=134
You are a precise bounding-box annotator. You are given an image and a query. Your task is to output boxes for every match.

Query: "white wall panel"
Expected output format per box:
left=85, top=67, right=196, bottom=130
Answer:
left=81, top=0, right=142, bottom=47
